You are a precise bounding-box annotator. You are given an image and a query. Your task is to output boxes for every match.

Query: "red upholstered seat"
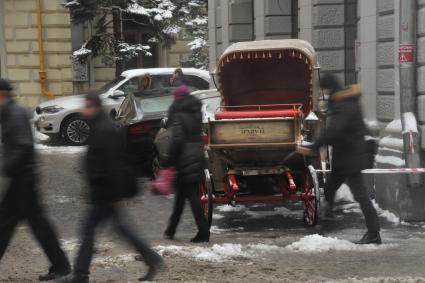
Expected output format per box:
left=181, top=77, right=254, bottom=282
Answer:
left=215, top=109, right=302, bottom=120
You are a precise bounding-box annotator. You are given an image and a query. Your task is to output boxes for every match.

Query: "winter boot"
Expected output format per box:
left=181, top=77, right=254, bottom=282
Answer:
left=39, top=267, right=71, bottom=281
left=139, top=258, right=164, bottom=282
left=190, top=232, right=210, bottom=243
left=355, top=232, right=382, bottom=245
left=57, top=273, right=89, bottom=283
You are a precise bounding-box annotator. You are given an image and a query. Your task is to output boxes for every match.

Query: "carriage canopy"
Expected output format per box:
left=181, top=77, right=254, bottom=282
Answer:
left=217, top=39, right=319, bottom=115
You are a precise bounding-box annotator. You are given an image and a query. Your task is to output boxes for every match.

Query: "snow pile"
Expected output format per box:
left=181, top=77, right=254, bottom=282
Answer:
left=372, top=200, right=400, bottom=224
left=34, top=131, right=50, bottom=142
left=375, top=155, right=405, bottom=167
left=335, top=184, right=354, bottom=202
left=216, top=204, right=247, bottom=213
left=155, top=243, right=281, bottom=262
left=379, top=137, right=404, bottom=149
left=35, top=144, right=87, bottom=154
left=401, top=112, right=419, bottom=134
left=93, top=253, right=137, bottom=268
left=285, top=234, right=396, bottom=253
left=210, top=226, right=243, bottom=235
left=245, top=206, right=302, bottom=219
left=212, top=213, right=224, bottom=220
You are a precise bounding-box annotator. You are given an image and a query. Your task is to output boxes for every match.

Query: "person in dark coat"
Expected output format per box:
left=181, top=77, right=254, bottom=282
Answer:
left=61, top=93, right=163, bottom=283
left=163, top=85, right=210, bottom=243
left=0, top=79, right=71, bottom=281
left=297, top=74, right=381, bottom=245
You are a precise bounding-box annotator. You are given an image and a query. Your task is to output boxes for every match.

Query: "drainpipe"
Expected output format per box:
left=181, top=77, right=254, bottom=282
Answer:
left=399, top=0, right=421, bottom=186
left=36, top=0, right=53, bottom=98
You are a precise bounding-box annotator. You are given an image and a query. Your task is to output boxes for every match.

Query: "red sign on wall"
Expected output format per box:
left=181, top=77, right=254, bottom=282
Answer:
left=399, top=44, right=414, bottom=63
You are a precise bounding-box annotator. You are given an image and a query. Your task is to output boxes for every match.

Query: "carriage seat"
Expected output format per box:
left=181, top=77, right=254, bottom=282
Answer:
left=215, top=109, right=302, bottom=120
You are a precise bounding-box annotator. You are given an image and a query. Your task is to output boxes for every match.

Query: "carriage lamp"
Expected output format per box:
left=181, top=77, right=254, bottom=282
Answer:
left=304, top=111, right=319, bottom=142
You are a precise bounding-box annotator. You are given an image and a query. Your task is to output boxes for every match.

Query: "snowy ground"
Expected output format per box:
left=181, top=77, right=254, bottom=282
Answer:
left=0, top=133, right=424, bottom=282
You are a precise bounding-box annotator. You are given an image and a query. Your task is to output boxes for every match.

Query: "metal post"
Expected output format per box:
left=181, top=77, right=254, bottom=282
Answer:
left=399, top=0, right=422, bottom=186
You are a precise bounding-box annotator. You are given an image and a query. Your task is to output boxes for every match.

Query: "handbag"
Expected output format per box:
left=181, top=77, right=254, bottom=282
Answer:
left=151, top=168, right=176, bottom=195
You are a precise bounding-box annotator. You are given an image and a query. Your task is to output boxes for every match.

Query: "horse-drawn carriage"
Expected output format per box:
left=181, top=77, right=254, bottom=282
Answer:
left=200, top=39, right=327, bottom=227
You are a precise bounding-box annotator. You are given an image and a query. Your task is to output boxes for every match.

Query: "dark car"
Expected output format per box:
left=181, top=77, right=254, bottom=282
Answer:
left=115, top=81, right=214, bottom=175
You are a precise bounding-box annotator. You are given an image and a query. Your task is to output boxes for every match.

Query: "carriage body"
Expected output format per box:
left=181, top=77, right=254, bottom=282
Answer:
left=201, top=39, right=325, bottom=227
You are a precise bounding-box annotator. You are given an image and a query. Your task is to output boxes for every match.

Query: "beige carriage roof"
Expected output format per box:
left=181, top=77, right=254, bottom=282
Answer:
left=220, top=39, right=318, bottom=66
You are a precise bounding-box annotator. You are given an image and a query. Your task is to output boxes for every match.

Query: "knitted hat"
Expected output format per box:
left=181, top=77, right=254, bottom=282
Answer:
left=173, top=85, right=190, bottom=100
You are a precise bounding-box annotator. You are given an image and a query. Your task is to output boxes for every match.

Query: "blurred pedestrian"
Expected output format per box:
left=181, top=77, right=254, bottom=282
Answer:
left=296, top=74, right=381, bottom=245
left=0, top=79, right=71, bottom=281
left=170, top=68, right=184, bottom=87
left=162, top=85, right=210, bottom=243
left=61, top=93, right=163, bottom=283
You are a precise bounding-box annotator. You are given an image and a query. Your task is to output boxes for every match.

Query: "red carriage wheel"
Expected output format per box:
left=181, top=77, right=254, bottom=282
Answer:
left=301, top=165, right=320, bottom=226
left=199, top=169, right=214, bottom=227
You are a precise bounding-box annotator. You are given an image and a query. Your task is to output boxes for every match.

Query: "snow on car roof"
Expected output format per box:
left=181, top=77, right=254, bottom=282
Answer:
left=121, top=68, right=210, bottom=81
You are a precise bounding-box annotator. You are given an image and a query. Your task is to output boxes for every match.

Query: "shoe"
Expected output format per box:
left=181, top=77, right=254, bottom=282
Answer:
left=355, top=232, right=382, bottom=245
left=190, top=232, right=210, bottom=243
left=57, top=274, right=89, bottom=283
left=164, top=230, right=174, bottom=240
left=39, top=268, right=71, bottom=281
left=139, top=259, right=164, bottom=282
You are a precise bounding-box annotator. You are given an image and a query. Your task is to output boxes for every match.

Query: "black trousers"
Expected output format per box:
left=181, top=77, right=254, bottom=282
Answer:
left=0, top=175, right=70, bottom=272
left=165, top=181, right=209, bottom=236
left=74, top=203, right=161, bottom=277
left=325, top=172, right=380, bottom=234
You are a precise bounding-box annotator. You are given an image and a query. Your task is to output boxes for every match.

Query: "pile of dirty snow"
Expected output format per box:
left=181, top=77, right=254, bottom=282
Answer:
left=35, top=144, right=87, bottom=154
left=155, top=243, right=281, bottom=262
left=285, top=234, right=396, bottom=253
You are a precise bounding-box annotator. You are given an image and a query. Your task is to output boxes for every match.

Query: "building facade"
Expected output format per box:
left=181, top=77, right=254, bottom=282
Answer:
left=0, top=0, right=192, bottom=107
left=209, top=0, right=425, bottom=141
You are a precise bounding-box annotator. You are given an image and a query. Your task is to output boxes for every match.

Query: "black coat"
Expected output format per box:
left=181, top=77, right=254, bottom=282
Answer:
left=85, top=111, right=130, bottom=203
left=0, top=99, right=35, bottom=178
left=312, top=85, right=370, bottom=175
left=163, top=95, right=205, bottom=183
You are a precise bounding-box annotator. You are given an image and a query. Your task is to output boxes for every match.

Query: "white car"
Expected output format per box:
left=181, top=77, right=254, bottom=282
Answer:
left=34, top=68, right=210, bottom=145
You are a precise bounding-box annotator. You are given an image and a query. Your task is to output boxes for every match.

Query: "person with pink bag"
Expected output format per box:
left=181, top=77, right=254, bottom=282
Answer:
left=159, top=85, right=210, bottom=243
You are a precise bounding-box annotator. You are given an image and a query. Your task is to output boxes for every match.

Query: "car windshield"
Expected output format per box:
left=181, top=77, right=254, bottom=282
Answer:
left=136, top=95, right=174, bottom=115
left=94, top=76, right=126, bottom=94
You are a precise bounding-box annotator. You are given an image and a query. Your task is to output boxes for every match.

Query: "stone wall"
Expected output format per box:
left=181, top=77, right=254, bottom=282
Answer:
left=312, top=0, right=346, bottom=82
left=3, top=0, right=73, bottom=106
left=376, top=0, right=397, bottom=122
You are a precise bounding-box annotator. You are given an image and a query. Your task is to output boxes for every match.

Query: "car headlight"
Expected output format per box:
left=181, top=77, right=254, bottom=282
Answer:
left=40, top=105, right=64, bottom=114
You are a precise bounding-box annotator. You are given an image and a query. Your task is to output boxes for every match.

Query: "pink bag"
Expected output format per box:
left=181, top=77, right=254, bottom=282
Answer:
left=151, top=168, right=176, bottom=195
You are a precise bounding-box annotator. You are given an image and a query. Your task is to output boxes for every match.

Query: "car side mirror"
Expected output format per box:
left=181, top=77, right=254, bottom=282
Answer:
left=160, top=117, right=168, bottom=128
left=109, top=90, right=125, bottom=99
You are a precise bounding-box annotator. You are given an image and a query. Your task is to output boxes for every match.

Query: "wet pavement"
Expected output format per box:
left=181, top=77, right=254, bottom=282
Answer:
left=0, top=145, right=425, bottom=282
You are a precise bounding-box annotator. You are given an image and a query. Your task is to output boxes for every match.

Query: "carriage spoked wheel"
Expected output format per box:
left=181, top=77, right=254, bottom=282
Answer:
left=301, top=165, right=320, bottom=226
left=199, top=169, right=214, bottom=227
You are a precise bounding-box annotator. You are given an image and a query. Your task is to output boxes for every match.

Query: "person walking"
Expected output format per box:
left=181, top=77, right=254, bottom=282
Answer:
left=297, top=74, right=381, bottom=245
left=61, top=93, right=163, bottom=283
left=0, top=79, right=71, bottom=281
left=163, top=85, right=210, bottom=243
